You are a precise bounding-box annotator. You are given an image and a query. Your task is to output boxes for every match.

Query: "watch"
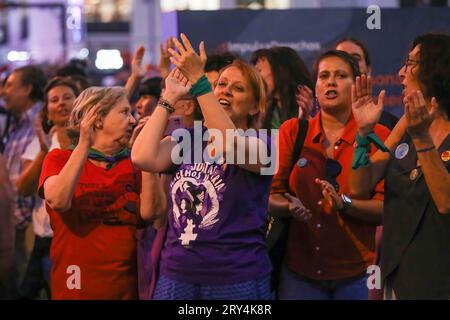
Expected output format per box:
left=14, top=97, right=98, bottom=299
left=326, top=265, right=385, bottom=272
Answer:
left=340, top=194, right=352, bottom=212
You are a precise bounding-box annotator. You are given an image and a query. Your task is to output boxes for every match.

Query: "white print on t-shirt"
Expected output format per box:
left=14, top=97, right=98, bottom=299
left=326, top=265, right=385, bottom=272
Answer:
left=179, top=219, right=197, bottom=246
left=170, top=163, right=226, bottom=246
left=366, top=265, right=381, bottom=290
left=66, top=265, right=81, bottom=290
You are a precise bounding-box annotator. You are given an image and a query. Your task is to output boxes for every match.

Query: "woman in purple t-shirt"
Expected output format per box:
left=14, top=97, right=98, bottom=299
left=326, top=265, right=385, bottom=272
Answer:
left=132, top=34, right=273, bottom=300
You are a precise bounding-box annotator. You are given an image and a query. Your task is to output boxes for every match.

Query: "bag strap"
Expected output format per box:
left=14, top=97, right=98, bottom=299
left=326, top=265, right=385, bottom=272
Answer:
left=265, top=118, right=309, bottom=239
left=291, top=118, right=309, bottom=169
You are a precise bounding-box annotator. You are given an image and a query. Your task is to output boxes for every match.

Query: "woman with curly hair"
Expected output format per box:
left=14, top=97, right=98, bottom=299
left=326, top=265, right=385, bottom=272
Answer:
left=350, top=33, right=450, bottom=299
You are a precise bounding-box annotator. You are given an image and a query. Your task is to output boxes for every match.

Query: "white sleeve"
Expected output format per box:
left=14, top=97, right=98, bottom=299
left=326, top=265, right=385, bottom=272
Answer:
left=22, top=137, right=40, bottom=161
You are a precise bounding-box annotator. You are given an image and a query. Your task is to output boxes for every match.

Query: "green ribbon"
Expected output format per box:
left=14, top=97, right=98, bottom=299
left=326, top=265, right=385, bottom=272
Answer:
left=352, top=132, right=389, bottom=169
left=70, top=145, right=130, bottom=170
left=189, top=75, right=212, bottom=97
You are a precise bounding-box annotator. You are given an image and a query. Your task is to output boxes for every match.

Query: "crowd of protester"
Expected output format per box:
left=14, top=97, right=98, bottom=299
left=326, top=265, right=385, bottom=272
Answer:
left=0, top=31, right=449, bottom=300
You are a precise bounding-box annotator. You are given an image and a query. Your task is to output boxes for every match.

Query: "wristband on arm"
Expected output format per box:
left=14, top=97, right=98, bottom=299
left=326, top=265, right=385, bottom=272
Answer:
left=416, top=145, right=435, bottom=153
left=157, top=99, right=175, bottom=114
left=189, top=75, right=212, bottom=97
left=352, top=132, right=390, bottom=169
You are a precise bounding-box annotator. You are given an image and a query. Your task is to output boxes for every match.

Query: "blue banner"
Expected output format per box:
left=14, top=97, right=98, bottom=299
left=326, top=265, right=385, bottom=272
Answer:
left=171, top=8, right=450, bottom=117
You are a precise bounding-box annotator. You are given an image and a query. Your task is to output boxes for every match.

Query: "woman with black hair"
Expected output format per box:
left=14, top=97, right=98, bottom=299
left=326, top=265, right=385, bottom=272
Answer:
left=251, top=47, right=314, bottom=129
left=350, top=33, right=450, bottom=299
left=270, top=50, right=390, bottom=300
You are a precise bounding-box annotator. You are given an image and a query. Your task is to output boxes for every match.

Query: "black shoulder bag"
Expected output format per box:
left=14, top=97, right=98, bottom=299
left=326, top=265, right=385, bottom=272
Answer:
left=266, top=117, right=309, bottom=297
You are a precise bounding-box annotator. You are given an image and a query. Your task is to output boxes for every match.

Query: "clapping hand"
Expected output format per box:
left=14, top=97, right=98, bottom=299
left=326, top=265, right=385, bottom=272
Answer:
left=34, top=115, right=53, bottom=153
left=159, top=37, right=175, bottom=79
left=315, top=178, right=343, bottom=213
left=78, top=105, right=101, bottom=149
left=296, top=85, right=314, bottom=119
left=352, top=75, right=385, bottom=137
left=168, top=33, right=207, bottom=84
left=404, top=90, right=437, bottom=140
left=163, top=68, right=192, bottom=103
left=284, top=192, right=312, bottom=222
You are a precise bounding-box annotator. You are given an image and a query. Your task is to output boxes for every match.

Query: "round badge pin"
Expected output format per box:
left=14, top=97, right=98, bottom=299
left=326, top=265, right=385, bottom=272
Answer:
left=297, top=157, right=308, bottom=168
left=410, top=168, right=419, bottom=181
left=395, top=143, right=410, bottom=160
left=441, top=150, right=450, bottom=162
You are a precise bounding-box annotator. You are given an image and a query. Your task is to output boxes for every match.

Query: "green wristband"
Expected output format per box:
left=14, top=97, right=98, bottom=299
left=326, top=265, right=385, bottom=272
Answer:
left=352, top=132, right=389, bottom=169
left=352, top=144, right=371, bottom=169
left=356, top=132, right=389, bottom=152
left=189, top=75, right=212, bottom=97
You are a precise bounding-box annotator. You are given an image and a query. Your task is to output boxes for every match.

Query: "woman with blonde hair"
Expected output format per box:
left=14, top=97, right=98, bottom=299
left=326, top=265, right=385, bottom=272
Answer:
left=38, top=86, right=166, bottom=299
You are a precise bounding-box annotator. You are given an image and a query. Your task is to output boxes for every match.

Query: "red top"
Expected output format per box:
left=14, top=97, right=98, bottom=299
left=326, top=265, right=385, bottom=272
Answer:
left=39, top=149, right=142, bottom=300
left=272, top=112, right=390, bottom=280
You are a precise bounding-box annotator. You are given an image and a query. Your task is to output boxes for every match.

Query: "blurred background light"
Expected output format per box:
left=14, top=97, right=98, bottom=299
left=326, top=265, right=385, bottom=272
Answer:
left=95, top=49, right=123, bottom=70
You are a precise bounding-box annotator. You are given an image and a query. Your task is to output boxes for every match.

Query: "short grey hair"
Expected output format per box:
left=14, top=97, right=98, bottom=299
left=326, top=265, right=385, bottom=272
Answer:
left=67, top=86, right=126, bottom=145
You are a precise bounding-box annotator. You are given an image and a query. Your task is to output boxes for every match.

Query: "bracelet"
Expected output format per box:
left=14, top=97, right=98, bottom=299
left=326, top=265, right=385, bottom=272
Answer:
left=157, top=98, right=175, bottom=114
left=416, top=145, right=435, bottom=153
left=189, top=75, right=212, bottom=97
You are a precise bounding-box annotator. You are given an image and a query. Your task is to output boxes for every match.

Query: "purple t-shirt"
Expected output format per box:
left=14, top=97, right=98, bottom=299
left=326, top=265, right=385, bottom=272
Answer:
left=160, top=127, right=273, bottom=284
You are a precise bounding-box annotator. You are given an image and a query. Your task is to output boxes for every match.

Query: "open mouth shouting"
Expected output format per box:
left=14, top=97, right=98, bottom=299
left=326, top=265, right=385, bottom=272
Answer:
left=325, top=89, right=338, bottom=99
left=218, top=98, right=231, bottom=108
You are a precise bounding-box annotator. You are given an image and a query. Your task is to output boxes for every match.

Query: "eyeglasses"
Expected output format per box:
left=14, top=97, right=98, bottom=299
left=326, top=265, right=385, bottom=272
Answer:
left=403, top=57, right=419, bottom=72
left=325, top=158, right=342, bottom=192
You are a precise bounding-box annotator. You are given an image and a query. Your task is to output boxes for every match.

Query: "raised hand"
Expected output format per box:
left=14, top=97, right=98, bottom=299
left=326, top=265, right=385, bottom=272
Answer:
left=78, top=105, right=100, bottom=149
left=284, top=192, right=312, bottom=222
left=296, top=85, right=314, bottom=119
left=315, top=178, right=343, bottom=213
left=34, top=114, right=52, bottom=153
left=352, top=75, right=385, bottom=137
left=168, top=33, right=207, bottom=84
left=159, top=37, right=175, bottom=79
left=163, top=68, right=192, bottom=103
left=404, top=90, right=437, bottom=140
left=131, top=45, right=147, bottom=79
